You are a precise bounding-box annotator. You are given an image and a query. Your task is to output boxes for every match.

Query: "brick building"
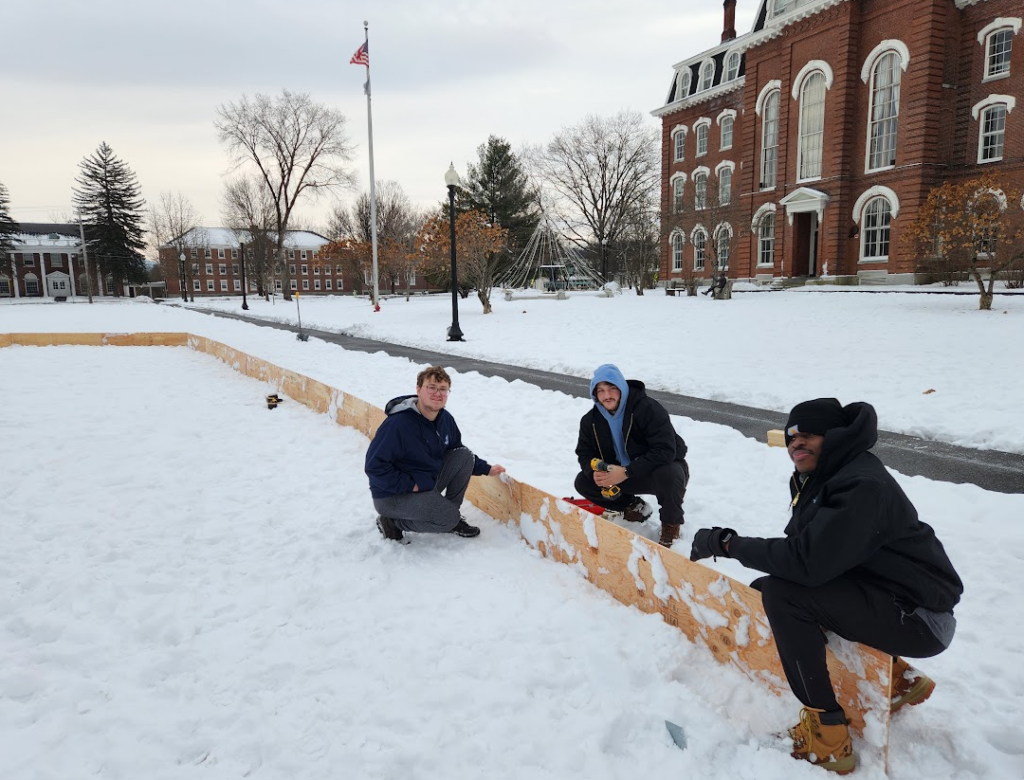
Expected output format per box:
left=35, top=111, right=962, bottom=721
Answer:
left=2, top=223, right=103, bottom=299
left=158, top=228, right=437, bottom=299
left=653, top=0, right=1023, bottom=287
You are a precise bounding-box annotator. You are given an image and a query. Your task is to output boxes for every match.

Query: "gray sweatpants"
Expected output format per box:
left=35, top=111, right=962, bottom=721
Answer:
left=372, top=447, right=475, bottom=534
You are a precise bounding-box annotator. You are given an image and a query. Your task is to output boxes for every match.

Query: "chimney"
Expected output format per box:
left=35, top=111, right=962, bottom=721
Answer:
left=722, top=0, right=737, bottom=42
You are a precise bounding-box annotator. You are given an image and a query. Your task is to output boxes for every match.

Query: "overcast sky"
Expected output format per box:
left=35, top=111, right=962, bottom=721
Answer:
left=3, top=0, right=757, bottom=239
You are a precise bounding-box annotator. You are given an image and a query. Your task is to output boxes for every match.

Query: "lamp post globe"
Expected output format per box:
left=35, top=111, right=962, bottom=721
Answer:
left=445, top=163, right=464, bottom=342
left=178, top=252, right=187, bottom=301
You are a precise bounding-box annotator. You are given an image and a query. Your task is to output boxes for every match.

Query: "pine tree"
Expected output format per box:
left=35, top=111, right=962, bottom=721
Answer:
left=0, top=180, right=20, bottom=257
left=73, top=142, right=149, bottom=292
left=459, top=136, right=539, bottom=262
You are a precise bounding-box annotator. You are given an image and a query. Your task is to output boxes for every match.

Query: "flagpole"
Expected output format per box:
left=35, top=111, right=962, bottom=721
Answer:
left=362, top=21, right=381, bottom=311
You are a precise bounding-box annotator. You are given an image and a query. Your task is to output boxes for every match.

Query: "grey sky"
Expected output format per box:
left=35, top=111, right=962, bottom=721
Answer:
left=3, top=0, right=756, bottom=238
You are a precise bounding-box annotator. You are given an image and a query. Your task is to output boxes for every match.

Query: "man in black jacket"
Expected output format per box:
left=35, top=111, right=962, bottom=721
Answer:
left=574, top=364, right=689, bottom=547
left=690, top=398, right=962, bottom=774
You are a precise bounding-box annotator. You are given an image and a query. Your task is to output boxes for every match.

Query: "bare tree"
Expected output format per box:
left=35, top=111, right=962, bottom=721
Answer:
left=148, top=191, right=205, bottom=302
left=536, top=111, right=659, bottom=282
left=221, top=176, right=277, bottom=299
left=215, top=89, right=355, bottom=300
left=327, top=181, right=424, bottom=295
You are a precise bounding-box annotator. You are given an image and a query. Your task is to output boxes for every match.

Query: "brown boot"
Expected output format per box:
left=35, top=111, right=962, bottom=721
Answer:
left=788, top=707, right=855, bottom=774
left=891, top=656, right=935, bottom=713
left=658, top=523, right=680, bottom=548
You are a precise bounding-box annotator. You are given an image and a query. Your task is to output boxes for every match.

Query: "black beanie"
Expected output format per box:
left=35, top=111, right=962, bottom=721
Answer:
left=785, top=398, right=847, bottom=444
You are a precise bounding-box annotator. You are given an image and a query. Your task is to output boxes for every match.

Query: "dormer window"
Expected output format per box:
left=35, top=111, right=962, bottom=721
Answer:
left=700, top=61, right=715, bottom=91
left=676, top=70, right=691, bottom=101
left=725, top=52, right=740, bottom=81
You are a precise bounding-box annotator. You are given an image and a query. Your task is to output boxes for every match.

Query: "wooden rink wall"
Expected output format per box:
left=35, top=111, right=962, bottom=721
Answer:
left=3, top=332, right=892, bottom=749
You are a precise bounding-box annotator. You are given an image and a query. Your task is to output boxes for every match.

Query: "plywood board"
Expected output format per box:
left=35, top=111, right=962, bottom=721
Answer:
left=467, top=472, right=892, bottom=740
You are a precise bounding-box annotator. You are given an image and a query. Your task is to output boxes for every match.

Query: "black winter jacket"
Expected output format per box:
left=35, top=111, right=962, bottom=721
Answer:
left=730, top=402, right=963, bottom=613
left=575, top=380, right=687, bottom=480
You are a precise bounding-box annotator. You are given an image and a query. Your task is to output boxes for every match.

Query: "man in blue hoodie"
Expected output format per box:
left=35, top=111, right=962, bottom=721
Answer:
left=365, top=365, right=505, bottom=543
left=574, top=364, right=689, bottom=547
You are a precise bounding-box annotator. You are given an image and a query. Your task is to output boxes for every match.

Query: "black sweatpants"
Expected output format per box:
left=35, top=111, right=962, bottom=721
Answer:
left=758, top=575, right=948, bottom=712
left=573, top=460, right=689, bottom=526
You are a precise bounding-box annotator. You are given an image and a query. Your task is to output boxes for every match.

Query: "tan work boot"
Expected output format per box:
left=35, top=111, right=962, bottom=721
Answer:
left=788, top=707, right=855, bottom=775
left=659, top=523, right=680, bottom=548
left=891, top=656, right=936, bottom=713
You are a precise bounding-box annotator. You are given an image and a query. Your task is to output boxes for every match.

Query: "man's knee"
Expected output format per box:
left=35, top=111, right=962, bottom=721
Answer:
left=444, top=447, right=474, bottom=472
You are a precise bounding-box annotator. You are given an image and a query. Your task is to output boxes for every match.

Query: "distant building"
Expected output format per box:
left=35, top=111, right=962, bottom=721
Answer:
left=2, top=223, right=100, bottom=299
left=157, top=228, right=434, bottom=298
left=653, top=0, right=1023, bottom=287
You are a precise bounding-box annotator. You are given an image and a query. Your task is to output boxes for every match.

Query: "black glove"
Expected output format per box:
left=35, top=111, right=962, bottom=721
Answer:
left=689, top=527, right=736, bottom=562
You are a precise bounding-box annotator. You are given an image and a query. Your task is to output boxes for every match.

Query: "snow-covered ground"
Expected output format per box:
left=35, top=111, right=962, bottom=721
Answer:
left=1, top=294, right=1023, bottom=779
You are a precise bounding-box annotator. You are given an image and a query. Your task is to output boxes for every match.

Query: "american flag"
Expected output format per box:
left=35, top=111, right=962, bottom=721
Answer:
left=350, top=42, right=369, bottom=67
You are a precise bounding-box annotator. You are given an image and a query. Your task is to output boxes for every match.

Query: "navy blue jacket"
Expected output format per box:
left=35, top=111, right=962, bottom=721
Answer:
left=365, top=395, right=492, bottom=499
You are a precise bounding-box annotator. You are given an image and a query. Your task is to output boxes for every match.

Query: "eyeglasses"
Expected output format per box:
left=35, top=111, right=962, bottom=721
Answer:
left=422, top=385, right=451, bottom=396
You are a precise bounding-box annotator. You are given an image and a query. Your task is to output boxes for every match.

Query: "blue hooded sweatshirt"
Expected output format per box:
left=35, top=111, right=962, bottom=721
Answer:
left=590, top=364, right=631, bottom=466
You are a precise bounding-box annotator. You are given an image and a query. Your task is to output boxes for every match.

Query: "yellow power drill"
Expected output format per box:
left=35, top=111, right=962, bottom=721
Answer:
left=591, top=458, right=622, bottom=499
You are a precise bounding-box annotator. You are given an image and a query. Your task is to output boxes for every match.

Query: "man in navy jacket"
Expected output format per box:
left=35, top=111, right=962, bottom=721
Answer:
left=690, top=398, right=963, bottom=774
left=365, top=365, right=505, bottom=542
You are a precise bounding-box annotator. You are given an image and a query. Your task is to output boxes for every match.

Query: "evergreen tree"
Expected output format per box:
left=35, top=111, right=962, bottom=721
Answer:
left=459, top=136, right=539, bottom=262
left=0, top=180, right=20, bottom=257
left=73, top=142, right=149, bottom=292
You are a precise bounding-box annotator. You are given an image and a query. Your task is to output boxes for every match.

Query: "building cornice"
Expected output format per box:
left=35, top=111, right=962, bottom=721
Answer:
left=652, top=78, right=745, bottom=119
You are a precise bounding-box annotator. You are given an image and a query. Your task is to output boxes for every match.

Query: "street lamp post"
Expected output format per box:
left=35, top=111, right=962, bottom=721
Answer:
left=444, top=163, right=464, bottom=342
left=178, top=252, right=188, bottom=301
left=239, top=241, right=249, bottom=310
left=600, top=238, right=608, bottom=283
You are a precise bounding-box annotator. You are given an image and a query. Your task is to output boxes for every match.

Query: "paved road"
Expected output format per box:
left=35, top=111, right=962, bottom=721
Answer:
left=191, top=307, right=1024, bottom=495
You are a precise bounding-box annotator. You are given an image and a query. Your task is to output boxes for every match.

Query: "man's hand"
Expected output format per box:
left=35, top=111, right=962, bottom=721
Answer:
left=593, top=464, right=627, bottom=488
left=489, top=465, right=506, bottom=476
left=689, top=527, right=737, bottom=562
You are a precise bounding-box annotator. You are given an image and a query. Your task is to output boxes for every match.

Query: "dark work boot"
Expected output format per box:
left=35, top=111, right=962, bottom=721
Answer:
left=450, top=518, right=481, bottom=538
left=376, top=515, right=405, bottom=543
left=659, top=523, right=680, bottom=548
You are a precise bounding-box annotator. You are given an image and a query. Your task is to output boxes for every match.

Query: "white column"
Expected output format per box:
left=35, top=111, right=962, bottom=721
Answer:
left=11, top=254, right=20, bottom=299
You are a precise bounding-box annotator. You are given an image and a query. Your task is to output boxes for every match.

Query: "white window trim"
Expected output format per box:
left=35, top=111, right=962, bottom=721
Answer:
left=796, top=69, right=829, bottom=183
left=791, top=60, right=835, bottom=99
left=864, top=49, right=904, bottom=173
left=759, top=88, right=781, bottom=190
left=671, top=124, right=688, bottom=161
left=693, top=117, right=712, bottom=157
left=724, top=50, right=742, bottom=82
left=859, top=40, right=910, bottom=84
left=979, top=20, right=1021, bottom=82
left=717, top=163, right=734, bottom=206
left=675, top=69, right=692, bottom=102
left=714, top=160, right=736, bottom=176
left=690, top=224, right=708, bottom=270
left=692, top=117, right=712, bottom=134
left=670, top=230, right=686, bottom=271
left=717, top=109, right=737, bottom=150
left=716, top=109, right=737, bottom=125
left=751, top=202, right=777, bottom=233
left=699, top=59, right=716, bottom=91
left=852, top=186, right=900, bottom=223
left=972, top=94, right=1016, bottom=120
left=858, top=196, right=893, bottom=263
left=671, top=173, right=688, bottom=212
left=974, top=99, right=1013, bottom=163
left=755, top=80, right=782, bottom=115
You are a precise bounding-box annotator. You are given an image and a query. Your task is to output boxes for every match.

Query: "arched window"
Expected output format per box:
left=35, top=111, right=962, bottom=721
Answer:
left=758, top=213, right=776, bottom=266
left=798, top=72, right=826, bottom=180
left=719, top=167, right=733, bottom=206
left=700, top=61, right=715, bottom=91
left=760, top=89, right=780, bottom=189
left=861, top=197, right=892, bottom=261
left=672, top=126, right=687, bottom=161
left=725, top=52, right=741, bottom=81
left=694, top=172, right=708, bottom=211
left=986, top=28, right=1014, bottom=78
left=696, top=123, right=710, bottom=156
left=671, top=232, right=685, bottom=271
left=693, top=228, right=707, bottom=271
left=720, top=115, right=734, bottom=149
left=867, top=52, right=902, bottom=170
left=715, top=224, right=733, bottom=271
left=677, top=70, right=691, bottom=101
left=979, top=103, right=1009, bottom=162
left=672, top=175, right=686, bottom=213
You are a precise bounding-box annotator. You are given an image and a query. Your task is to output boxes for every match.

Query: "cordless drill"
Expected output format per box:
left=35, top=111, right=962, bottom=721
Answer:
left=591, top=458, right=622, bottom=499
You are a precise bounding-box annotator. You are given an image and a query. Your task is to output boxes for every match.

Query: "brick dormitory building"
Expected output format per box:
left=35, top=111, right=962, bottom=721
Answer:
left=654, top=0, right=1023, bottom=287
left=157, top=228, right=435, bottom=299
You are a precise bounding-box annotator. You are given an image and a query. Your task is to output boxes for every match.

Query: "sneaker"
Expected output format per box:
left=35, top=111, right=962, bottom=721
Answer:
left=376, top=515, right=405, bottom=542
left=890, top=657, right=936, bottom=713
left=659, top=523, right=680, bottom=548
left=623, top=497, right=653, bottom=523
left=788, top=707, right=855, bottom=775
left=450, top=518, right=481, bottom=538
